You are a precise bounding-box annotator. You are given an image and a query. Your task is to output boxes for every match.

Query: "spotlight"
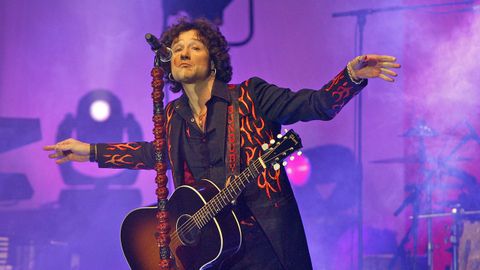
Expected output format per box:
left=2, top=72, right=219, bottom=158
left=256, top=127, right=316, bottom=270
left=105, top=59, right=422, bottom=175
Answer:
left=90, top=100, right=111, bottom=122
left=56, top=90, right=144, bottom=185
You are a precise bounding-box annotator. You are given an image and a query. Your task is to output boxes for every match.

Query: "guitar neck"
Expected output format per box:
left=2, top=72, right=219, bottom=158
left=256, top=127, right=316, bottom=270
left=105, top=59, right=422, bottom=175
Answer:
left=192, top=157, right=266, bottom=228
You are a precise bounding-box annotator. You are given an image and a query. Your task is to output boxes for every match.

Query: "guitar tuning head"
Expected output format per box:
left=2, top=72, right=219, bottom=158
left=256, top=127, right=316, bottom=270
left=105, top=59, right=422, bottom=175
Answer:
left=270, top=139, right=275, bottom=145
left=276, top=134, right=283, bottom=139
left=273, top=163, right=281, bottom=171
left=297, top=151, right=302, bottom=156
left=261, top=143, right=269, bottom=151
left=282, top=161, right=288, bottom=167
left=284, top=129, right=288, bottom=134
left=289, top=156, right=295, bottom=161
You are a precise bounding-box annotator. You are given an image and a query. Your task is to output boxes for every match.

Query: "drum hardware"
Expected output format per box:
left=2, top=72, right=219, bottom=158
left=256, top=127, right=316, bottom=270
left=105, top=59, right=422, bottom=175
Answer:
left=412, top=207, right=480, bottom=270
left=458, top=219, right=480, bottom=270
left=400, top=120, right=439, bottom=138
left=380, top=120, right=479, bottom=270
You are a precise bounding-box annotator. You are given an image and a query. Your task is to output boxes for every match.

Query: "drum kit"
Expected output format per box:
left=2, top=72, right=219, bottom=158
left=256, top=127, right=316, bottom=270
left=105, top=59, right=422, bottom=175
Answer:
left=372, top=120, right=480, bottom=270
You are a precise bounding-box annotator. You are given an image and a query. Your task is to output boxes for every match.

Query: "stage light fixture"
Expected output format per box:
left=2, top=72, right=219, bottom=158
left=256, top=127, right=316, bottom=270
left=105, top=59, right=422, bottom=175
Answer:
left=163, top=0, right=233, bottom=26
left=161, top=0, right=255, bottom=46
left=90, top=100, right=111, bottom=122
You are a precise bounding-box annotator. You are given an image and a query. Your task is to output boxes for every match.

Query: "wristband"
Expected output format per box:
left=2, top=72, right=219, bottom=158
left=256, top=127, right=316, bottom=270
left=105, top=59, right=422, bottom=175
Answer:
left=89, top=144, right=97, bottom=162
left=347, top=61, right=364, bottom=85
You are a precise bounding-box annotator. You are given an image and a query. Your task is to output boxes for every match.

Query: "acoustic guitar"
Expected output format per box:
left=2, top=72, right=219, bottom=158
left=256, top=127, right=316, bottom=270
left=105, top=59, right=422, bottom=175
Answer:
left=121, top=129, right=302, bottom=270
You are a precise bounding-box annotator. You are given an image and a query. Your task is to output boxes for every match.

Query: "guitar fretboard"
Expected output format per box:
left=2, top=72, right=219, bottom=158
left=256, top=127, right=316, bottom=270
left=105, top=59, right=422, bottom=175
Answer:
left=192, top=157, right=266, bottom=228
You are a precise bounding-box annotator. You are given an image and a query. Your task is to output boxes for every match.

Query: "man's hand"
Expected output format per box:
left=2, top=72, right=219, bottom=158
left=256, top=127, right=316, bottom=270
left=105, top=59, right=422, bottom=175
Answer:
left=349, top=55, right=401, bottom=82
left=43, top=138, right=90, bottom=164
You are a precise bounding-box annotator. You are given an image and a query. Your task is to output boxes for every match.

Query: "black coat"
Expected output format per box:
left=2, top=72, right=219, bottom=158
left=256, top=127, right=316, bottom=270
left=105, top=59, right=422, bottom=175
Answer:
left=97, top=68, right=367, bottom=269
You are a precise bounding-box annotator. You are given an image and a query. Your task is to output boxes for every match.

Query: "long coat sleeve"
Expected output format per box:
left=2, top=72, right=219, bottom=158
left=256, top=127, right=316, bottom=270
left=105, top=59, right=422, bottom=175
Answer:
left=96, top=67, right=366, bottom=269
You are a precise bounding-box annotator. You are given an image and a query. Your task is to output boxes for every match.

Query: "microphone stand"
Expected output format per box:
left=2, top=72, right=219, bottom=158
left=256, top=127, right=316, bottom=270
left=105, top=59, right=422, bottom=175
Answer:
left=331, top=1, right=474, bottom=269
left=145, top=33, right=173, bottom=269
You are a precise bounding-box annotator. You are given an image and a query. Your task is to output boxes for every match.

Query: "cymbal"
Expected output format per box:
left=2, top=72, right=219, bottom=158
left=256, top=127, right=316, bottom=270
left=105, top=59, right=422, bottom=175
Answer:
left=371, top=156, right=472, bottom=164
left=371, top=156, right=424, bottom=164
left=401, top=124, right=439, bottom=138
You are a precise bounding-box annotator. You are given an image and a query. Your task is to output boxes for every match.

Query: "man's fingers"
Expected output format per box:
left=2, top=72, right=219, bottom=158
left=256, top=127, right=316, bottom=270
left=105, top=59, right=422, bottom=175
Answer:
left=366, top=55, right=396, bottom=62
left=354, top=54, right=400, bottom=82
left=381, top=68, right=397, bottom=77
left=54, top=153, right=88, bottom=164
left=55, top=156, right=71, bottom=164
left=45, top=138, right=89, bottom=164
left=44, top=140, right=72, bottom=152
left=378, top=55, right=396, bottom=62
left=53, top=139, right=75, bottom=150
left=62, top=150, right=73, bottom=156
left=381, top=62, right=401, bottom=68
left=58, top=143, right=72, bottom=150
left=50, top=143, right=73, bottom=153
left=57, top=138, right=74, bottom=145
left=365, top=55, right=400, bottom=65
left=48, top=153, right=60, bottom=159
left=379, top=73, right=394, bottom=82
left=43, top=145, right=57, bottom=151
left=49, top=151, right=72, bottom=159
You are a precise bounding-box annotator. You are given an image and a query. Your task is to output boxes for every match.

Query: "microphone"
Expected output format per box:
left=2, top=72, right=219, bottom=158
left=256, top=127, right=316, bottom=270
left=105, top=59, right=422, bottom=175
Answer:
left=145, top=33, right=172, bottom=62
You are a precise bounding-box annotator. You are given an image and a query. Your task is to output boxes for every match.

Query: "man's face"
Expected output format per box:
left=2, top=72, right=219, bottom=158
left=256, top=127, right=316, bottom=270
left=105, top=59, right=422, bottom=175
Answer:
left=170, top=30, right=210, bottom=84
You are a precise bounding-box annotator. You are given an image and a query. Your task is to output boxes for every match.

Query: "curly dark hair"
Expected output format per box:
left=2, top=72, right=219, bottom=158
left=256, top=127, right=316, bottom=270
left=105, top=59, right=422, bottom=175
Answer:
left=159, top=18, right=233, bottom=93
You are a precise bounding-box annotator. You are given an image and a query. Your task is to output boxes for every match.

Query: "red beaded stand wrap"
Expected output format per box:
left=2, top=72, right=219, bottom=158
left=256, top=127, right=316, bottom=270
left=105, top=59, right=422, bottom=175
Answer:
left=150, top=66, right=173, bottom=269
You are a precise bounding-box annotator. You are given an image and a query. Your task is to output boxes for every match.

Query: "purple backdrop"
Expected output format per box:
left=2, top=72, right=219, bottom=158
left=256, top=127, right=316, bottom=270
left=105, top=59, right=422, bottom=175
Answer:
left=0, top=0, right=478, bottom=269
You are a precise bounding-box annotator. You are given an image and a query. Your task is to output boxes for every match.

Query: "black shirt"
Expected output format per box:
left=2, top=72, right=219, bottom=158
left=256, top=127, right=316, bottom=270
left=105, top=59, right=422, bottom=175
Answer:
left=174, top=82, right=230, bottom=187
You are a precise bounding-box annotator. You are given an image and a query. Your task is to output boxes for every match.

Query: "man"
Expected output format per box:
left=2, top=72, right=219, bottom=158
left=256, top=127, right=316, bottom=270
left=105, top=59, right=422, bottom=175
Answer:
left=44, top=18, right=400, bottom=269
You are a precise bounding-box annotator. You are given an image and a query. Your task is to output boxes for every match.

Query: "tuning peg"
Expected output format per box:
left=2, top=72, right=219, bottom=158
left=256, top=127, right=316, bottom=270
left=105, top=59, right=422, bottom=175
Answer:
left=284, top=129, right=288, bottom=133
left=282, top=161, right=287, bottom=167
left=289, top=156, right=295, bottom=161
left=261, top=143, right=269, bottom=150
left=276, top=134, right=283, bottom=139
left=297, top=151, right=302, bottom=156
left=270, top=139, right=275, bottom=145
left=273, top=163, right=281, bottom=171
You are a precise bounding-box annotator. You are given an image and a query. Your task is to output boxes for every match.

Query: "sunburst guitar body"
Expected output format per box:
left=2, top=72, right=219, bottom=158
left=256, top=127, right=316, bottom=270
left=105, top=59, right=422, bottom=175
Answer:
left=120, top=130, right=303, bottom=269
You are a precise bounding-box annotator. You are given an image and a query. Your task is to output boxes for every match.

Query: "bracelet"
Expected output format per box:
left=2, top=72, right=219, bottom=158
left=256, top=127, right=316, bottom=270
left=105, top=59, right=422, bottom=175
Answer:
left=347, top=61, right=364, bottom=85
left=89, top=144, right=97, bottom=162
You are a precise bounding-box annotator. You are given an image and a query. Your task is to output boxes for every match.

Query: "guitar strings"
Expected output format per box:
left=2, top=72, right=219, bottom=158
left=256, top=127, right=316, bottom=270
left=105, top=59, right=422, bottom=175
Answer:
left=168, top=142, right=290, bottom=245
left=169, top=158, right=263, bottom=244
left=169, top=175, right=248, bottom=245
left=169, top=147, right=290, bottom=244
left=169, top=160, right=258, bottom=242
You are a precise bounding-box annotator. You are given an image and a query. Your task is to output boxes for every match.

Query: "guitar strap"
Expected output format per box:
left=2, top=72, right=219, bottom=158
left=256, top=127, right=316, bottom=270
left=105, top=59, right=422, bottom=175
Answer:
left=226, top=87, right=241, bottom=180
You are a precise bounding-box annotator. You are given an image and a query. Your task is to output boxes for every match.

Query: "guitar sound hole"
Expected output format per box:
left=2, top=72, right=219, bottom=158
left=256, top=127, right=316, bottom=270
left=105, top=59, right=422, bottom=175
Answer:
left=177, top=214, right=200, bottom=246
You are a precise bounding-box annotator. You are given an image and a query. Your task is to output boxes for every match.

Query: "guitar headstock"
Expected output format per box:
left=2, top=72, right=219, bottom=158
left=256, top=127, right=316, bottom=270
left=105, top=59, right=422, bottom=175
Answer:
left=261, top=129, right=303, bottom=170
